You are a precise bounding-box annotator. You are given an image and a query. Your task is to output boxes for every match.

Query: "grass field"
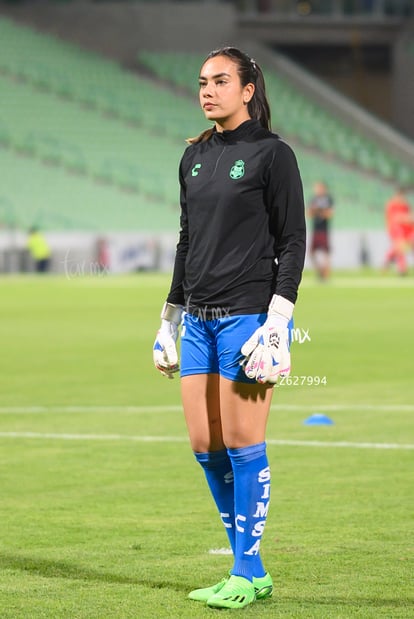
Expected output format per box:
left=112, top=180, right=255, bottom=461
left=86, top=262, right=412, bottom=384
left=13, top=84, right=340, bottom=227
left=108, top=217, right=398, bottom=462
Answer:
left=0, top=271, right=413, bottom=618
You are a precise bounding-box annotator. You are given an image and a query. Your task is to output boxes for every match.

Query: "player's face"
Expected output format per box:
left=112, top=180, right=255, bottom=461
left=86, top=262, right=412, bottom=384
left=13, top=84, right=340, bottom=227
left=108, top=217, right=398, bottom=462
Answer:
left=198, top=56, right=254, bottom=131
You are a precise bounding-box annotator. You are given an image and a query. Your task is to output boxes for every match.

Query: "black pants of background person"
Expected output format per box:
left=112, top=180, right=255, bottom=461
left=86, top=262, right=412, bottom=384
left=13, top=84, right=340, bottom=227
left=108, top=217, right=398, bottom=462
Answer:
left=35, top=258, right=50, bottom=273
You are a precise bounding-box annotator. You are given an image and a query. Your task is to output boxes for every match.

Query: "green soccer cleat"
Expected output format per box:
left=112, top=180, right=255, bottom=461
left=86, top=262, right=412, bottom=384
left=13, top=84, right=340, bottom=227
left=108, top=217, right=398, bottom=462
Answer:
left=188, top=576, right=228, bottom=602
left=188, top=572, right=273, bottom=603
left=254, top=572, right=273, bottom=600
left=207, top=575, right=256, bottom=609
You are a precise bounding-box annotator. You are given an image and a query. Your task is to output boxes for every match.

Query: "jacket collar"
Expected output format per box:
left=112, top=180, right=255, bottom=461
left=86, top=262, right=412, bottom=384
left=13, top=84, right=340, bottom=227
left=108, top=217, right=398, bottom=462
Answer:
left=213, top=119, right=261, bottom=143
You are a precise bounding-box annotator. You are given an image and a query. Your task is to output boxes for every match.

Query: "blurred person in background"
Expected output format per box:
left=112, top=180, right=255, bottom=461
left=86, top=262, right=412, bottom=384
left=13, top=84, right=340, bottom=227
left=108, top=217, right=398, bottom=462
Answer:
left=27, top=226, right=51, bottom=273
left=307, top=180, right=334, bottom=281
left=152, top=46, right=306, bottom=610
left=96, top=237, right=110, bottom=274
left=383, top=187, right=414, bottom=276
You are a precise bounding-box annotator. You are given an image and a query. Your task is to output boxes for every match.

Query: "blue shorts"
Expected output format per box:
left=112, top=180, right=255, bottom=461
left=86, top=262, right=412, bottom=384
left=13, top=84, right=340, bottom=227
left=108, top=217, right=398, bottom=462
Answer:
left=180, top=312, right=268, bottom=384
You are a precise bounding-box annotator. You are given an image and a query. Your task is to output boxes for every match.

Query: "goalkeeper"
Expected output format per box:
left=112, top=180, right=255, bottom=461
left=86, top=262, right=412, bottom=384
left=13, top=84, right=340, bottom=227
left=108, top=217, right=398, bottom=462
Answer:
left=153, top=47, right=306, bottom=610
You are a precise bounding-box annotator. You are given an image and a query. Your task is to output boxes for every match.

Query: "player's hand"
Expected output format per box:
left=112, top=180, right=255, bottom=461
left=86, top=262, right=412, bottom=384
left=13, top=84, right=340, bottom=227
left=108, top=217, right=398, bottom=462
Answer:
left=153, top=303, right=183, bottom=379
left=240, top=295, right=293, bottom=384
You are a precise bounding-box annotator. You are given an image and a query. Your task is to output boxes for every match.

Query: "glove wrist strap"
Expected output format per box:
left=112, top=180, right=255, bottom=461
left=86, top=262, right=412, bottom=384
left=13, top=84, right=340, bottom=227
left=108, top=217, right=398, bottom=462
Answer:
left=161, top=302, right=183, bottom=324
left=268, top=294, right=294, bottom=320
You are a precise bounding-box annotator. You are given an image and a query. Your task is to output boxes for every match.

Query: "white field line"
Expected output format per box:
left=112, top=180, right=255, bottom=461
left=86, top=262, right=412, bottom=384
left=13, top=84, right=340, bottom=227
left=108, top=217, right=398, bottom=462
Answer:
left=0, top=431, right=186, bottom=442
left=1, top=405, right=412, bottom=449
left=301, top=277, right=414, bottom=288
left=0, top=405, right=183, bottom=414
left=0, top=431, right=413, bottom=450
left=0, top=404, right=414, bottom=414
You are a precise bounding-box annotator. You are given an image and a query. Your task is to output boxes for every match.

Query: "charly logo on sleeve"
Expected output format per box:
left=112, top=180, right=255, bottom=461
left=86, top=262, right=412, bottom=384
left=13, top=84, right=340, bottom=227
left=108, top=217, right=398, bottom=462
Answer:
left=191, top=163, right=202, bottom=177
left=229, top=160, right=245, bottom=179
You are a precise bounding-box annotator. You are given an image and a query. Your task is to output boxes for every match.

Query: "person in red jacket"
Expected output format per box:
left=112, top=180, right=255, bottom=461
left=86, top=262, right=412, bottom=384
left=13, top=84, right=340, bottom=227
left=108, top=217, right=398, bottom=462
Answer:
left=383, top=187, right=414, bottom=275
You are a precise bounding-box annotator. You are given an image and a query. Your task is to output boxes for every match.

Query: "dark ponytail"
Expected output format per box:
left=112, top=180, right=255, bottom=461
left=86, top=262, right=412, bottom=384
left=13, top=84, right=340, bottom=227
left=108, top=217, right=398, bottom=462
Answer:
left=187, top=46, right=271, bottom=145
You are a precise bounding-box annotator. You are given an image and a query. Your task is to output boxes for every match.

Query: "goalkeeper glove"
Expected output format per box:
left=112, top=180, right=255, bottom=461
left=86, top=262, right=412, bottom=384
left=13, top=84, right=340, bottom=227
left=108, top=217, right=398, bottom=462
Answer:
left=153, top=302, right=183, bottom=379
left=241, top=294, right=293, bottom=384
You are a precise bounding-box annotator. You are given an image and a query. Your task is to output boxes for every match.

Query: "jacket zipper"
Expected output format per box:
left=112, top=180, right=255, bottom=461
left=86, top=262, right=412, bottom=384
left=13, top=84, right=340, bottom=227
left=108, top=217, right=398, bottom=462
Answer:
left=211, top=146, right=226, bottom=178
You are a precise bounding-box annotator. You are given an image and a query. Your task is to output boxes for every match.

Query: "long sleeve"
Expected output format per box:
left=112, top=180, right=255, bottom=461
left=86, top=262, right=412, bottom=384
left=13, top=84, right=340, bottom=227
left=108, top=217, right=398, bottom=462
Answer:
left=166, top=162, right=189, bottom=306
left=265, top=140, right=306, bottom=304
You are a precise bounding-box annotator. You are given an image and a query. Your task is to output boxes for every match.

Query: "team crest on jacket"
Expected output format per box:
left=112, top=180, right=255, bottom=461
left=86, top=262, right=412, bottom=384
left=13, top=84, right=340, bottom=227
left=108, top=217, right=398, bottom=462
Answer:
left=229, top=160, right=245, bottom=179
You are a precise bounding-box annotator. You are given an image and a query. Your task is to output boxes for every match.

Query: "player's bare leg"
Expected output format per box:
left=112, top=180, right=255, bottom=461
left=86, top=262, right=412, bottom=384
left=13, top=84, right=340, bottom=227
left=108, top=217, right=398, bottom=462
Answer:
left=218, top=377, right=273, bottom=448
left=181, top=373, right=223, bottom=453
left=321, top=251, right=331, bottom=280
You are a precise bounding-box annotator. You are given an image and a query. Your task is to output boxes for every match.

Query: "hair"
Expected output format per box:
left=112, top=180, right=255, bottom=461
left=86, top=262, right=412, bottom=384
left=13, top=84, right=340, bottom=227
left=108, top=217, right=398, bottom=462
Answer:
left=187, top=46, right=271, bottom=144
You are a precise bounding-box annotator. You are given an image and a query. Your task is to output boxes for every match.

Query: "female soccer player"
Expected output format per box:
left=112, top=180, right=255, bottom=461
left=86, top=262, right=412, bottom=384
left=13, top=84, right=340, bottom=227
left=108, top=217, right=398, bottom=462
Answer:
left=153, top=47, right=306, bottom=609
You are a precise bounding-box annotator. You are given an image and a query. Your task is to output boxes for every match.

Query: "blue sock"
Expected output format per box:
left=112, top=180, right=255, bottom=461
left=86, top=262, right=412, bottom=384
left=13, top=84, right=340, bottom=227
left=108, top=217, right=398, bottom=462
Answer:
left=227, top=442, right=270, bottom=581
left=194, top=449, right=235, bottom=554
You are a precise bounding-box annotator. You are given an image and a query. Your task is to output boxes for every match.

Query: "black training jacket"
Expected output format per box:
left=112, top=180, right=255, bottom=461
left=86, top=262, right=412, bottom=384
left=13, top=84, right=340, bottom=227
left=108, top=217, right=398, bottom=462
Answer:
left=167, top=119, right=306, bottom=316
